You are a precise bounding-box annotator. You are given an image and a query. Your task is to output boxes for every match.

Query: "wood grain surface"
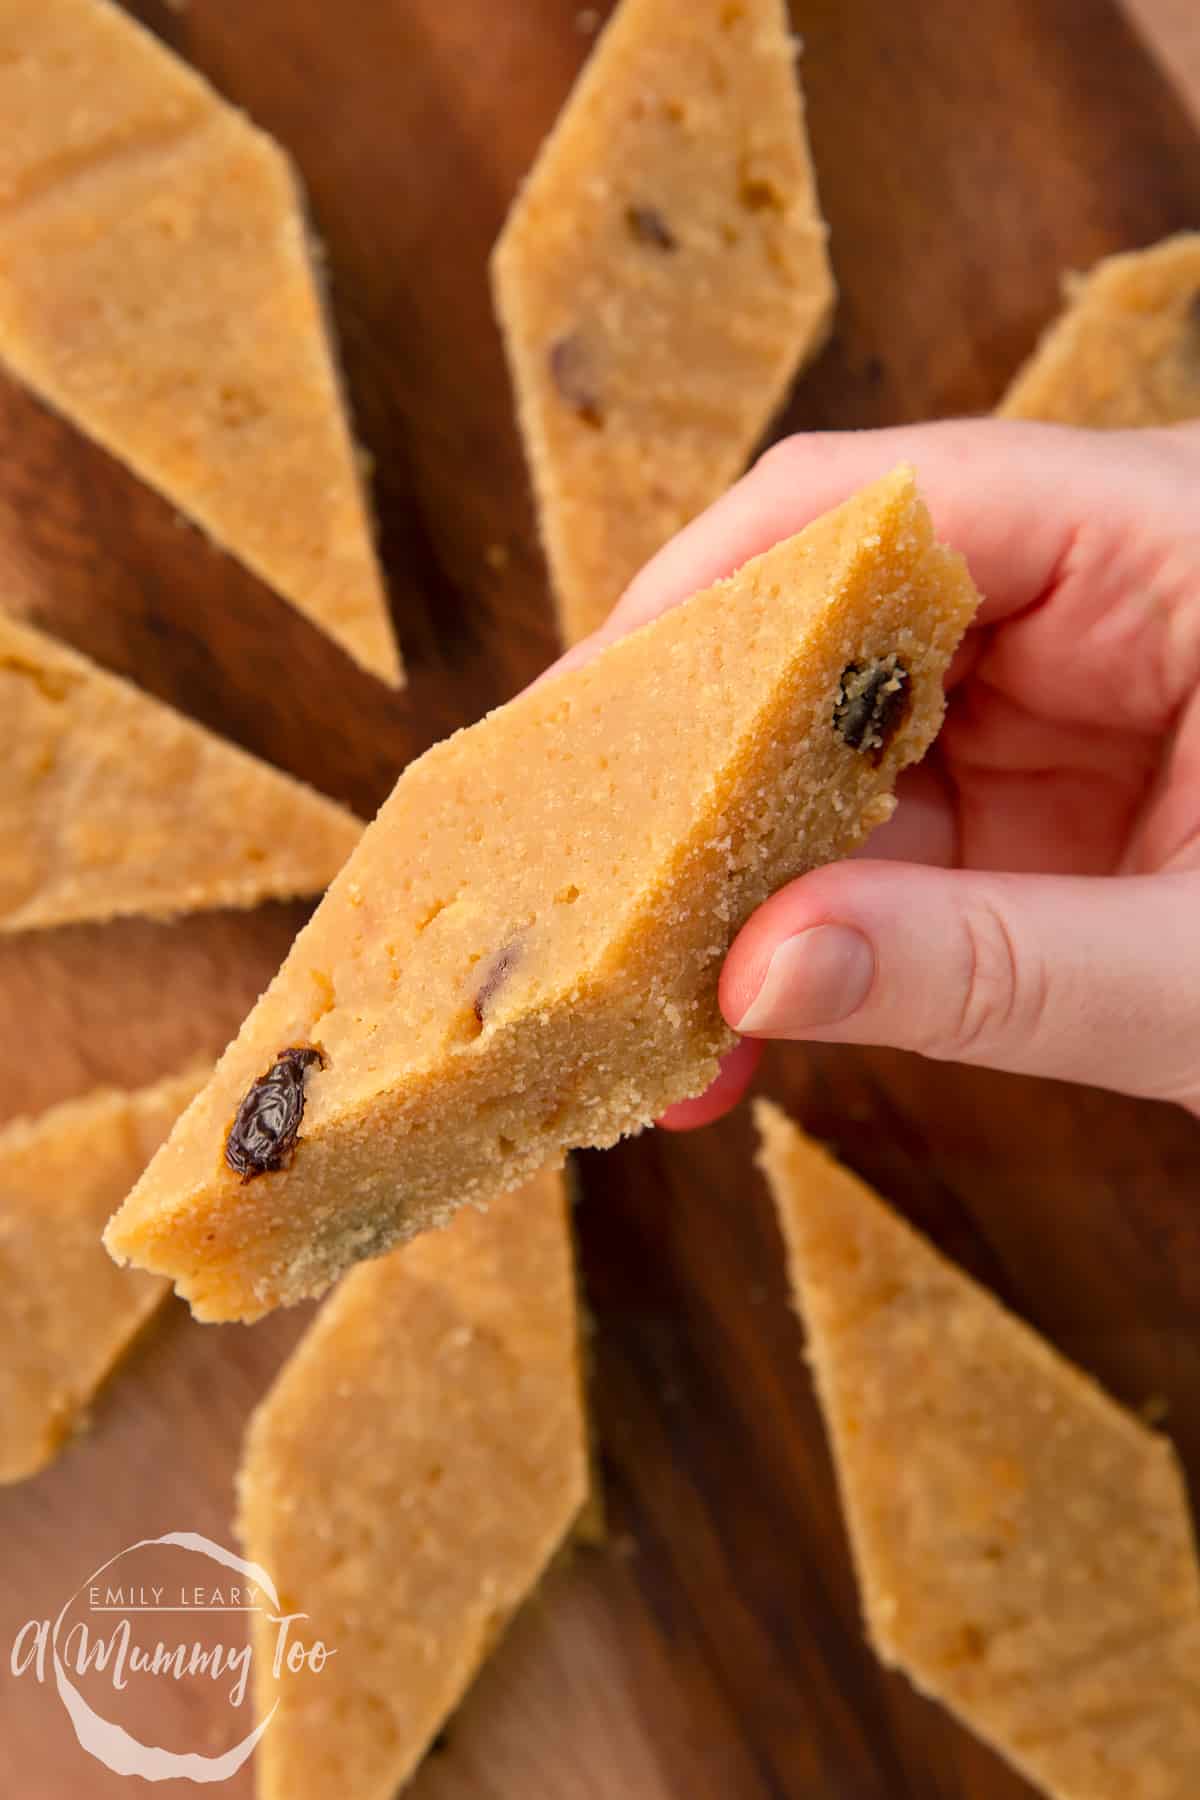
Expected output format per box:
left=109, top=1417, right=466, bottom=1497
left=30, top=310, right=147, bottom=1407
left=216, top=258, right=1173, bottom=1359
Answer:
left=2, top=2, right=1199, bottom=1796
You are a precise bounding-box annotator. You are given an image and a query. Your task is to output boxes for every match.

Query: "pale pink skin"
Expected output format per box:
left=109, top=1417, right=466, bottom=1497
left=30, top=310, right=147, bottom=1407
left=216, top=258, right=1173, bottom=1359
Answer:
left=545, top=420, right=1200, bottom=1125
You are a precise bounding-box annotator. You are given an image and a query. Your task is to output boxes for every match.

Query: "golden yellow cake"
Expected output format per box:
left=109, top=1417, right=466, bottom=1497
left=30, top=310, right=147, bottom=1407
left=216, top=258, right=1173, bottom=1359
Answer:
left=0, top=613, right=362, bottom=931
left=0, top=0, right=401, bottom=684
left=999, top=233, right=1200, bottom=427
left=493, top=0, right=835, bottom=644
left=0, top=1067, right=205, bottom=1483
left=237, top=1168, right=588, bottom=1800
left=755, top=1101, right=1200, bottom=1799
left=105, top=470, right=978, bottom=1321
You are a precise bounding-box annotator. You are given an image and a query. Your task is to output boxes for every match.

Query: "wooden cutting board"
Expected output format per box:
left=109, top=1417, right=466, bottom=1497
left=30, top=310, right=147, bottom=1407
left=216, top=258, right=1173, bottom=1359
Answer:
left=2, top=2, right=1199, bottom=1795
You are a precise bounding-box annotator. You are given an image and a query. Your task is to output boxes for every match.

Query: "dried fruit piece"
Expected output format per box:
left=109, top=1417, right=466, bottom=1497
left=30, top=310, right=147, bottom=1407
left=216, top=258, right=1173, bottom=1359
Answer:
left=999, top=232, right=1200, bottom=427
left=625, top=204, right=677, bottom=250
left=833, top=657, right=909, bottom=758
left=755, top=1100, right=1200, bottom=1799
left=225, top=1047, right=324, bottom=1181
left=548, top=333, right=604, bottom=427
left=493, top=0, right=836, bottom=645
left=0, top=0, right=401, bottom=683
left=105, top=470, right=979, bottom=1320
left=0, top=1068, right=206, bottom=1483
left=237, top=1167, right=588, bottom=1797
left=473, top=942, right=521, bottom=1024
left=0, top=614, right=361, bottom=932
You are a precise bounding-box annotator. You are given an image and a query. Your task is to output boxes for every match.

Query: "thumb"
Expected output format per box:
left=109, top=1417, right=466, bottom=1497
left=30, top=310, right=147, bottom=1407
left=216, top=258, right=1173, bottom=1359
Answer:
left=721, top=862, right=1200, bottom=1112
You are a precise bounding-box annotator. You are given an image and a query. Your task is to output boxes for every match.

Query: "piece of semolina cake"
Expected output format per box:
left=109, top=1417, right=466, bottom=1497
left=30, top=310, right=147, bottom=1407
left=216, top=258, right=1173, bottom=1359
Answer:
left=0, top=1067, right=206, bottom=1482
left=493, top=0, right=835, bottom=644
left=755, top=1099, right=1200, bottom=1800
left=0, top=0, right=400, bottom=683
left=237, top=1167, right=588, bottom=1800
left=0, top=613, right=361, bottom=931
left=106, top=469, right=978, bottom=1321
left=999, top=232, right=1200, bottom=428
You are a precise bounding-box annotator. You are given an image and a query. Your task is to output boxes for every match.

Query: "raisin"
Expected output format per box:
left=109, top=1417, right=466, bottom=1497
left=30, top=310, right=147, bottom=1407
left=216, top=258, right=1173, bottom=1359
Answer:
left=225, top=1047, right=324, bottom=1182
left=473, top=942, right=520, bottom=1024
left=549, top=335, right=604, bottom=427
left=833, top=658, right=910, bottom=759
left=625, top=205, right=677, bottom=251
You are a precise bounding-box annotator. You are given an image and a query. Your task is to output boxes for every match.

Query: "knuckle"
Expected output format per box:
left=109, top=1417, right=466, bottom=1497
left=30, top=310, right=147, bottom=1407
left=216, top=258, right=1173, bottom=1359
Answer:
left=944, top=899, right=1049, bottom=1060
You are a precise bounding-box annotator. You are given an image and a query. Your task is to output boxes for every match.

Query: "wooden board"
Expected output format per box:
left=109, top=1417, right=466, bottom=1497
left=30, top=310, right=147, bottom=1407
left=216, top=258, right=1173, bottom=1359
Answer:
left=2, top=2, right=1199, bottom=1794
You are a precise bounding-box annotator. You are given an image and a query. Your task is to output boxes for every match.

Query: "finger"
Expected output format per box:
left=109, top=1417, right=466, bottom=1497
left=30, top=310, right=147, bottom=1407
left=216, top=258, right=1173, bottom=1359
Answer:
left=720, top=860, right=1200, bottom=1112
left=600, top=418, right=1106, bottom=645
left=656, top=1036, right=761, bottom=1132
left=536, top=418, right=1054, bottom=689
left=1124, top=689, right=1200, bottom=874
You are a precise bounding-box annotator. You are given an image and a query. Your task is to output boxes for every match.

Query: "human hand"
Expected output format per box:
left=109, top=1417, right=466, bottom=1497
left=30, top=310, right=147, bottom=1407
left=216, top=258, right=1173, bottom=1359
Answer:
left=556, top=419, right=1200, bottom=1123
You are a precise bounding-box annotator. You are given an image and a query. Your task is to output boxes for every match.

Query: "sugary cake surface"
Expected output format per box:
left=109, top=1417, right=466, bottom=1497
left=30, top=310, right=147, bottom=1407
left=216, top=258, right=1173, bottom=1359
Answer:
left=0, top=1068, right=205, bottom=1482
left=0, top=613, right=362, bottom=931
left=999, top=232, right=1200, bottom=427
left=106, top=469, right=979, bottom=1320
left=0, top=0, right=400, bottom=683
left=755, top=1100, right=1200, bottom=1800
left=493, top=0, right=835, bottom=644
left=237, top=1168, right=588, bottom=1800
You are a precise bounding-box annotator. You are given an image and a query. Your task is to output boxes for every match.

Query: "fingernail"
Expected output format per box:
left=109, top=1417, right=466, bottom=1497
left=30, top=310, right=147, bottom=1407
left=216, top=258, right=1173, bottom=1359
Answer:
left=733, top=925, right=874, bottom=1036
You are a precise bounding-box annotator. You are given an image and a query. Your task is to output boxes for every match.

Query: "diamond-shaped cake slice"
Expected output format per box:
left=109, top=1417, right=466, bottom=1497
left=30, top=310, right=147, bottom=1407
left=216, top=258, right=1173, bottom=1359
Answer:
left=0, top=0, right=401, bottom=684
left=237, top=1167, right=588, bottom=1800
left=998, top=1616, right=1200, bottom=1797
left=493, top=0, right=835, bottom=644
left=755, top=1100, right=1200, bottom=1798
left=999, top=232, right=1200, bottom=427
left=105, top=469, right=978, bottom=1320
left=0, top=613, right=361, bottom=931
left=0, top=1067, right=205, bottom=1483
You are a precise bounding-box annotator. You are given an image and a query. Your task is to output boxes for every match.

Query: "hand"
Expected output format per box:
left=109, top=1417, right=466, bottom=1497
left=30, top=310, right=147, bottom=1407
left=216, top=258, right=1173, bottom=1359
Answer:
left=557, top=420, right=1200, bottom=1123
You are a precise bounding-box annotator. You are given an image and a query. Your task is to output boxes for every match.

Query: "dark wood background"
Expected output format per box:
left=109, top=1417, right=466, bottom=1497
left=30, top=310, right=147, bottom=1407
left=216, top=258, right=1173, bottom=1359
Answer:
left=2, top=2, right=1199, bottom=1795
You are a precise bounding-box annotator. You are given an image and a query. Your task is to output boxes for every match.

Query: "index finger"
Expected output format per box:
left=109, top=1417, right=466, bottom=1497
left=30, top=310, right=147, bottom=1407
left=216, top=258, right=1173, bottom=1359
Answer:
left=543, top=417, right=1159, bottom=682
